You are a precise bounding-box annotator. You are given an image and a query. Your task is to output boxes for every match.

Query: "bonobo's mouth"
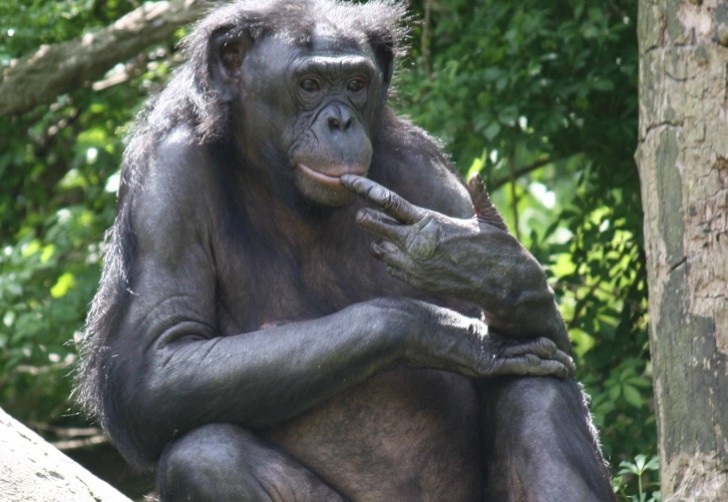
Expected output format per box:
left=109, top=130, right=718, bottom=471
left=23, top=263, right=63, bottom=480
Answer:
left=296, top=163, right=368, bottom=187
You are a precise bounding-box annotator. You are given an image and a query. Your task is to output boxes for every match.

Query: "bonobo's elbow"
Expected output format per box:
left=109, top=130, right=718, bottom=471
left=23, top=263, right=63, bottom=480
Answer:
left=101, top=378, right=170, bottom=468
left=101, top=350, right=190, bottom=468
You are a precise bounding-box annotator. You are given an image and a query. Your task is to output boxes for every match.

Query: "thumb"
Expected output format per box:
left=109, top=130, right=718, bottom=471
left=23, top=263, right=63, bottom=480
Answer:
left=467, top=174, right=508, bottom=231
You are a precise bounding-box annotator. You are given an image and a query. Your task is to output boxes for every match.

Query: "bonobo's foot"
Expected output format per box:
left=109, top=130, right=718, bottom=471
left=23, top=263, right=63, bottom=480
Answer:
left=158, top=423, right=346, bottom=501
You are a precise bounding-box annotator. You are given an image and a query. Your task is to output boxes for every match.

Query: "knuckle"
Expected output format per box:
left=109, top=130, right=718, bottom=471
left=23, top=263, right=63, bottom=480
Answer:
left=389, top=198, right=402, bottom=214
left=406, top=232, right=438, bottom=259
left=538, top=337, right=557, bottom=352
left=380, top=190, right=394, bottom=208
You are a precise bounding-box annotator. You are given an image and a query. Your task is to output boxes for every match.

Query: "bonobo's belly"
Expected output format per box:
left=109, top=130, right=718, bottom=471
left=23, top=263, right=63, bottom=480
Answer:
left=260, top=367, right=482, bottom=501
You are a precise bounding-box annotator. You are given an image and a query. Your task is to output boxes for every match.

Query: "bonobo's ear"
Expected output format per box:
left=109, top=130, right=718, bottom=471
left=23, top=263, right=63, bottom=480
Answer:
left=369, top=33, right=395, bottom=92
left=208, top=27, right=253, bottom=96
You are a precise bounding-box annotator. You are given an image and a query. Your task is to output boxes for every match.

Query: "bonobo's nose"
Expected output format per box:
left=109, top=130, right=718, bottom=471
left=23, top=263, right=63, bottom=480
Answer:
left=325, top=104, right=354, bottom=131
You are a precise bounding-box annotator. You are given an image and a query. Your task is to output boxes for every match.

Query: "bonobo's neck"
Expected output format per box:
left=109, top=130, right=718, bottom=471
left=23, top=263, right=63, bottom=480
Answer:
left=232, top=163, right=359, bottom=248
left=270, top=194, right=362, bottom=248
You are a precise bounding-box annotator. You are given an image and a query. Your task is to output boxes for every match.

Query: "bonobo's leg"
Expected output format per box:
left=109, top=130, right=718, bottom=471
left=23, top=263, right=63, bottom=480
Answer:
left=157, top=423, right=346, bottom=502
left=480, top=377, right=615, bottom=502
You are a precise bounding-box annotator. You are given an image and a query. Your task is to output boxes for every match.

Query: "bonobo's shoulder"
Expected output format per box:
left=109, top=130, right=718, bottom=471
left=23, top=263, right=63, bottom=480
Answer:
left=125, top=126, right=217, bottom=243
left=375, top=114, right=473, bottom=218
left=149, top=126, right=213, bottom=184
left=129, top=126, right=218, bottom=203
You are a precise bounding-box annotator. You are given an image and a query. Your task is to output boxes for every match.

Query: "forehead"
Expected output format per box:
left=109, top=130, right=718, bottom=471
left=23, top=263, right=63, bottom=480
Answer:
left=248, top=31, right=374, bottom=76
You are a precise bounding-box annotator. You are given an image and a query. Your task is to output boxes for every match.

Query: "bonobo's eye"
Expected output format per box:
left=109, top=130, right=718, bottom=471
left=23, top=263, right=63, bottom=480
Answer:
left=346, top=77, right=367, bottom=93
left=299, top=78, right=322, bottom=93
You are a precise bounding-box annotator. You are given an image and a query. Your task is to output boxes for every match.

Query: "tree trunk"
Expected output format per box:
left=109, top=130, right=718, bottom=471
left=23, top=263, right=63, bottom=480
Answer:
left=636, top=1, right=728, bottom=500
left=0, top=406, right=130, bottom=502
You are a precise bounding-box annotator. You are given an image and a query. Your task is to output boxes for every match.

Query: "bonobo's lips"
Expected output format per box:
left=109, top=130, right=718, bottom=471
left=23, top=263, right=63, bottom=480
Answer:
left=296, top=164, right=368, bottom=187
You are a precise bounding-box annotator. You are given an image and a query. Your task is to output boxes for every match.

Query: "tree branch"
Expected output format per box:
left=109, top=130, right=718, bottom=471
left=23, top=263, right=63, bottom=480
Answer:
left=0, top=0, right=208, bottom=118
left=420, top=0, right=434, bottom=79
left=488, top=157, right=554, bottom=191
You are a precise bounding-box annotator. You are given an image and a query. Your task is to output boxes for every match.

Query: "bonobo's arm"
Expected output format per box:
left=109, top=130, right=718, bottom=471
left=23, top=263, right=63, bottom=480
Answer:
left=109, top=142, right=572, bottom=459
left=341, top=174, right=570, bottom=351
left=118, top=269, right=572, bottom=457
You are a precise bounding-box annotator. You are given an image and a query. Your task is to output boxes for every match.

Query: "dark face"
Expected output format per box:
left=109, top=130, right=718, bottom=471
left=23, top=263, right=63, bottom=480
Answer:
left=213, top=32, right=386, bottom=207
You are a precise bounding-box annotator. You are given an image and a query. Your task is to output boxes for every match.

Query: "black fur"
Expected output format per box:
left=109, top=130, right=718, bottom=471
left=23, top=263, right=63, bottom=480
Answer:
left=75, top=1, right=615, bottom=500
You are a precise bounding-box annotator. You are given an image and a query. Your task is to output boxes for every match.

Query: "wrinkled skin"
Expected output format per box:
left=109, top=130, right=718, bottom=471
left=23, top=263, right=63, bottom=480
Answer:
left=342, top=174, right=570, bottom=348
left=76, top=1, right=615, bottom=501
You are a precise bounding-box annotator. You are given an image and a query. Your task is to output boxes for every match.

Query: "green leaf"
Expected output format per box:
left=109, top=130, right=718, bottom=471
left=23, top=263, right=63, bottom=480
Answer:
left=498, top=106, right=519, bottom=126
left=622, top=384, right=643, bottom=408
left=50, top=272, right=75, bottom=299
left=483, top=122, right=501, bottom=141
left=592, top=78, right=615, bottom=91
left=608, top=384, right=621, bottom=401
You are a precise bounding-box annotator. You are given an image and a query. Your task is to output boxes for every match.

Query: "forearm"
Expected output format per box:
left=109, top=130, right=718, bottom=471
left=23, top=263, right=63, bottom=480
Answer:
left=131, top=304, right=401, bottom=431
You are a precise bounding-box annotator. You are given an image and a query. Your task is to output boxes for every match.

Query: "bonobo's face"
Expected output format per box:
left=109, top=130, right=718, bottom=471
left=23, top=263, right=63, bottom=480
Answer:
left=218, top=33, right=387, bottom=207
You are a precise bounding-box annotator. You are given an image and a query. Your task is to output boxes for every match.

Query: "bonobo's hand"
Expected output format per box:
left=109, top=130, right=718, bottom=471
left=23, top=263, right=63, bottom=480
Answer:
left=341, top=174, right=567, bottom=344
left=376, top=297, right=574, bottom=379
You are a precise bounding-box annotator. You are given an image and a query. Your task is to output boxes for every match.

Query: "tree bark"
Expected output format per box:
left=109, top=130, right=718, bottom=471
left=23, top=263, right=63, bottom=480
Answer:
left=636, top=1, right=728, bottom=500
left=0, top=0, right=207, bottom=118
left=0, top=406, right=130, bottom=502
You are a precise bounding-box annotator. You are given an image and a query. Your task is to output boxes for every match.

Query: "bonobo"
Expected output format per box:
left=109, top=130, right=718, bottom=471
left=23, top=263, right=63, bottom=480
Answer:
left=76, top=0, right=615, bottom=500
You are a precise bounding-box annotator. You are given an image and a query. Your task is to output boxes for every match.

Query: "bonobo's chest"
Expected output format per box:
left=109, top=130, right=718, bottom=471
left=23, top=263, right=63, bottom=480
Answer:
left=212, top=207, right=483, bottom=499
left=214, top=208, right=417, bottom=332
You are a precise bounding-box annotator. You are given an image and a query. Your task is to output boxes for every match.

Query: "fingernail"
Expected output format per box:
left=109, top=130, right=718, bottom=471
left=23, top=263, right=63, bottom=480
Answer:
left=371, top=240, right=384, bottom=256
left=356, top=208, right=372, bottom=223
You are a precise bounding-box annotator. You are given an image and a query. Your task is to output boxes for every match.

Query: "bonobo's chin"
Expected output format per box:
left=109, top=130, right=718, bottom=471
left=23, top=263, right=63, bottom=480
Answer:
left=295, top=163, right=368, bottom=207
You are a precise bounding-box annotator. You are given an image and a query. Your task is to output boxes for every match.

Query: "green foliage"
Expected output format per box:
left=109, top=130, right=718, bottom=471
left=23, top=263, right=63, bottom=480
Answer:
left=0, top=0, right=654, bottom=496
left=0, top=0, right=138, bottom=63
left=0, top=93, right=119, bottom=422
left=613, top=455, right=661, bottom=502
left=0, top=0, right=174, bottom=424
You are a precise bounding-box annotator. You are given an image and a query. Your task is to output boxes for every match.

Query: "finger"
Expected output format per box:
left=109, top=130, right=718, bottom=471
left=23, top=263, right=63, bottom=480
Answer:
left=500, top=337, right=556, bottom=357
left=556, top=351, right=576, bottom=377
left=341, top=174, right=426, bottom=224
left=372, top=241, right=415, bottom=279
left=466, top=173, right=486, bottom=204
left=357, top=208, right=410, bottom=248
left=500, top=338, right=575, bottom=377
left=522, top=359, right=572, bottom=379
left=368, top=241, right=426, bottom=288
left=386, top=263, right=419, bottom=286
left=467, top=174, right=508, bottom=231
left=493, top=356, right=571, bottom=379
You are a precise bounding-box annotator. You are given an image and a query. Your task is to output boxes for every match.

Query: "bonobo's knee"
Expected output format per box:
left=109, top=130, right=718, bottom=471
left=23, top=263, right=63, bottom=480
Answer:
left=486, top=377, right=601, bottom=458
left=482, top=377, right=615, bottom=502
left=157, top=423, right=345, bottom=502
left=157, top=423, right=271, bottom=501
left=487, top=376, right=588, bottom=422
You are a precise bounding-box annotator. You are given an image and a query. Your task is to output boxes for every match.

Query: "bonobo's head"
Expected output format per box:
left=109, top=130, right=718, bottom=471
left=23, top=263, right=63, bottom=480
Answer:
left=194, top=0, right=406, bottom=207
